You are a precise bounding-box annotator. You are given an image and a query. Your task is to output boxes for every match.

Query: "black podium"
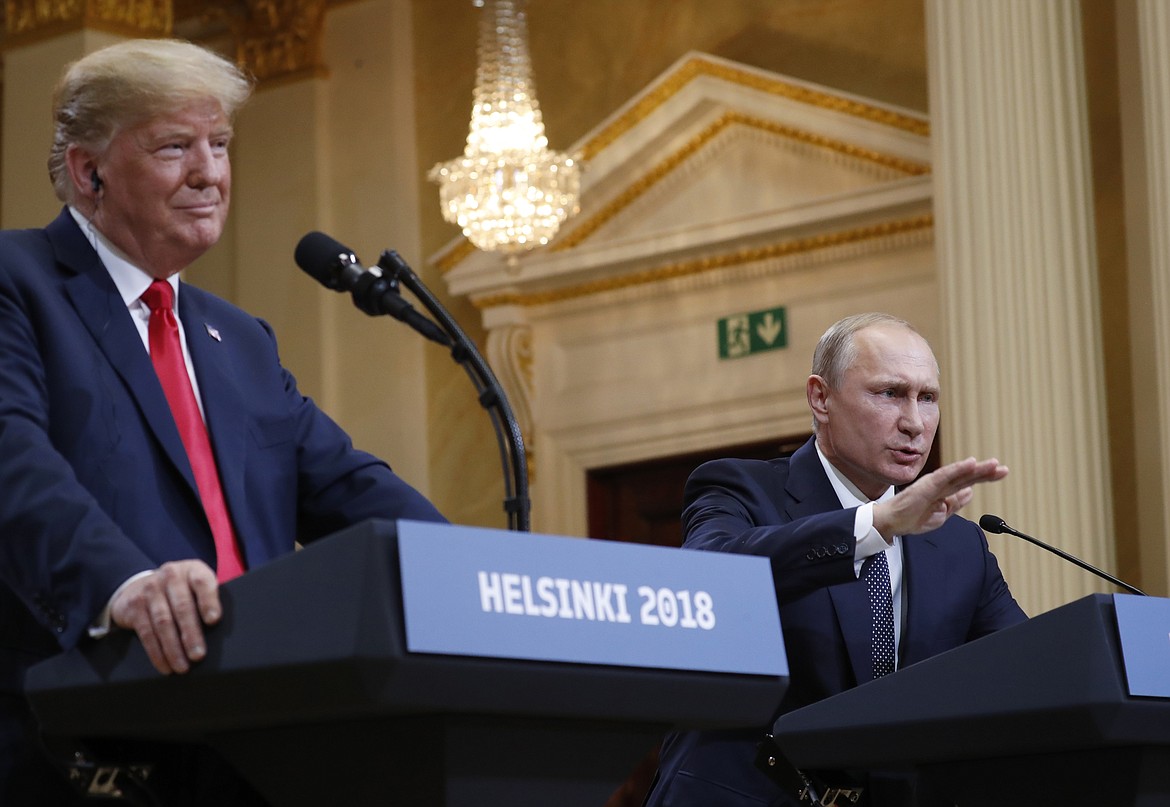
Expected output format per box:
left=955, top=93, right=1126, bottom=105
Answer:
left=771, top=593, right=1170, bottom=806
left=26, top=520, right=787, bottom=806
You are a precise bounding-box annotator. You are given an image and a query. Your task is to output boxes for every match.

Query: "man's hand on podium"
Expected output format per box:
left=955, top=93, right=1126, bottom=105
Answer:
left=110, top=559, right=222, bottom=675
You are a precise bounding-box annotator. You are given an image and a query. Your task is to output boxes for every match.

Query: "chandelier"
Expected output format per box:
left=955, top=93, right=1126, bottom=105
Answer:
left=429, top=0, right=580, bottom=254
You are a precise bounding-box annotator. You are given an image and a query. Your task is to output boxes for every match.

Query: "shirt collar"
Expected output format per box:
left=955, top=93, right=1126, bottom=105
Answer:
left=69, top=206, right=179, bottom=309
left=814, top=439, right=896, bottom=508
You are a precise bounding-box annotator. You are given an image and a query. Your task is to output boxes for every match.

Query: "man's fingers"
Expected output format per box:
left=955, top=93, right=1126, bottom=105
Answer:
left=151, top=583, right=193, bottom=673
left=931, top=458, right=1008, bottom=496
left=189, top=567, right=223, bottom=626
left=109, top=560, right=220, bottom=676
left=127, top=605, right=173, bottom=675
left=946, top=487, right=974, bottom=515
left=165, top=576, right=206, bottom=666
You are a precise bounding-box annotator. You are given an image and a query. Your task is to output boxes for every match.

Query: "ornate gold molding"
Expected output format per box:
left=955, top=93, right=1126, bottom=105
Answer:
left=435, top=238, right=480, bottom=275
left=552, top=110, right=929, bottom=252
left=580, top=55, right=930, bottom=164
left=436, top=53, right=930, bottom=273
left=472, top=214, right=934, bottom=310
left=229, top=0, right=328, bottom=85
left=3, top=0, right=172, bottom=45
left=485, top=324, right=536, bottom=483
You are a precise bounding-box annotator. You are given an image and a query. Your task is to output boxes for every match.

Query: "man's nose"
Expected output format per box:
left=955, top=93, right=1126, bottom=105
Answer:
left=900, top=401, right=925, bottom=435
left=187, top=143, right=225, bottom=186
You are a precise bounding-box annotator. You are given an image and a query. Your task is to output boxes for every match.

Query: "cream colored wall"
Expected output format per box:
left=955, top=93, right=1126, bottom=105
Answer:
left=0, top=30, right=123, bottom=227
left=226, top=0, right=433, bottom=497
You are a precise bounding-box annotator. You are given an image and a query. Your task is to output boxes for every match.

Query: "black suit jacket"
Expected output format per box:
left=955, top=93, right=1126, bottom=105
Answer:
left=644, top=437, right=1026, bottom=806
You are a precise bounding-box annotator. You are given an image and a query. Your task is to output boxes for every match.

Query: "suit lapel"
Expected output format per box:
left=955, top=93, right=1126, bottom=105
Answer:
left=50, top=212, right=200, bottom=496
left=784, top=440, right=874, bottom=685
left=179, top=288, right=249, bottom=519
left=828, top=557, right=874, bottom=685
left=899, top=530, right=944, bottom=666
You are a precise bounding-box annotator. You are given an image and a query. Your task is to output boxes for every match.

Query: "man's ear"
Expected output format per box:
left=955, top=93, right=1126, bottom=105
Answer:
left=63, top=145, right=101, bottom=202
left=807, top=374, right=831, bottom=426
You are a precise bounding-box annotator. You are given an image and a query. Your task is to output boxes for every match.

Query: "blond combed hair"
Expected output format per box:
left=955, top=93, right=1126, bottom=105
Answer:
left=48, top=39, right=254, bottom=203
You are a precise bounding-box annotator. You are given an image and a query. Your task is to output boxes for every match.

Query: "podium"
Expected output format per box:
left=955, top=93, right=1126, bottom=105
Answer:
left=26, top=520, right=788, bottom=806
left=771, top=593, right=1170, bottom=806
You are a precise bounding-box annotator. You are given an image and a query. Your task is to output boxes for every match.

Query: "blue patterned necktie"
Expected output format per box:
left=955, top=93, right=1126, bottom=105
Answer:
left=862, top=551, right=895, bottom=680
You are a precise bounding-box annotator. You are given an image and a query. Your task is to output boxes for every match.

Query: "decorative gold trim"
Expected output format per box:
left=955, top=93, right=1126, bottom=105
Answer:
left=3, top=0, right=172, bottom=44
left=579, top=55, right=930, bottom=163
left=552, top=110, right=929, bottom=252
left=436, top=52, right=930, bottom=273
left=435, top=234, right=483, bottom=275
left=234, top=0, right=327, bottom=84
left=472, top=214, right=933, bottom=310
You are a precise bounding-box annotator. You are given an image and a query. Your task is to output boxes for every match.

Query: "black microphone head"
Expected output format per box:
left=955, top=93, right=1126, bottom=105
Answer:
left=295, top=231, right=358, bottom=291
left=978, top=514, right=1007, bottom=534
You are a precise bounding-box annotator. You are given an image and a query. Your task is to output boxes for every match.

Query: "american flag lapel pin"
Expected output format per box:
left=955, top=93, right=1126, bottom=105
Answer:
left=205, top=323, right=222, bottom=342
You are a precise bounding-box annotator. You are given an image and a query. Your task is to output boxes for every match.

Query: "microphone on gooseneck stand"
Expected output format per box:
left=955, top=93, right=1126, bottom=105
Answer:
left=979, top=514, right=1145, bottom=596
left=294, top=230, right=531, bottom=532
left=294, top=231, right=452, bottom=347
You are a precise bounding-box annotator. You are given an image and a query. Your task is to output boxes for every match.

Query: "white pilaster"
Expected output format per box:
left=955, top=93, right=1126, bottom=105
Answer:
left=926, top=0, right=1114, bottom=615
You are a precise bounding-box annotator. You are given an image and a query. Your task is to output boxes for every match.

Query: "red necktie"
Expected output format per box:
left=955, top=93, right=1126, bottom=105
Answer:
left=142, top=279, right=245, bottom=582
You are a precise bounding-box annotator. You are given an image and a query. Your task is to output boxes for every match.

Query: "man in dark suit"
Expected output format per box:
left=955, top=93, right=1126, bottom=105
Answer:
left=644, top=312, right=1027, bottom=806
left=0, top=39, right=445, bottom=804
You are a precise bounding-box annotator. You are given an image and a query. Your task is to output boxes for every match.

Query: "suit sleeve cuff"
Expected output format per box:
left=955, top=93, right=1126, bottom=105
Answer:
left=88, top=570, right=155, bottom=639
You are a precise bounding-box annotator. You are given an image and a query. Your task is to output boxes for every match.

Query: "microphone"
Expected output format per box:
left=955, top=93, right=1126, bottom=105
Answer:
left=979, top=514, right=1145, bottom=596
left=294, top=230, right=363, bottom=292
left=294, top=231, right=451, bottom=346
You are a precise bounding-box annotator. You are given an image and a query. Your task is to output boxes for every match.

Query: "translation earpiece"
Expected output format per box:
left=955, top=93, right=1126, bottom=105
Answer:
left=90, top=170, right=103, bottom=193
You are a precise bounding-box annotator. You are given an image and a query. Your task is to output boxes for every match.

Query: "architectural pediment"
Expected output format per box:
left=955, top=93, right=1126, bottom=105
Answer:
left=438, top=51, right=931, bottom=307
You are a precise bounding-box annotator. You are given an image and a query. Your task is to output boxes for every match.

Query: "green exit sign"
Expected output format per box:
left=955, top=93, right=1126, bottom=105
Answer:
left=718, top=307, right=787, bottom=359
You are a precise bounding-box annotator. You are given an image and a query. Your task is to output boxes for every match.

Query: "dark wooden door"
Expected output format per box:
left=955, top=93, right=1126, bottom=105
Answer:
left=587, top=435, right=809, bottom=548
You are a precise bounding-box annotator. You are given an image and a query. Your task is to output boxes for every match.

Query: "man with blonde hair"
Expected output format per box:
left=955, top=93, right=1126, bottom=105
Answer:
left=0, top=39, right=444, bottom=804
left=645, top=313, right=1026, bottom=807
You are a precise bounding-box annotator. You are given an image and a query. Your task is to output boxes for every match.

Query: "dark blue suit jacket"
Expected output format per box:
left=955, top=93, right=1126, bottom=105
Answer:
left=0, top=208, right=445, bottom=689
left=644, top=437, right=1026, bottom=807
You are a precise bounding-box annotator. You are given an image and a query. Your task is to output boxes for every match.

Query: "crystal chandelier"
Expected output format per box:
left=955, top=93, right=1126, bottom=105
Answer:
left=429, top=0, right=580, bottom=254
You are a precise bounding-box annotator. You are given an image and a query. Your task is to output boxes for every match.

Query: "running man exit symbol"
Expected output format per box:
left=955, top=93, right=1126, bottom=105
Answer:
left=718, top=307, right=787, bottom=359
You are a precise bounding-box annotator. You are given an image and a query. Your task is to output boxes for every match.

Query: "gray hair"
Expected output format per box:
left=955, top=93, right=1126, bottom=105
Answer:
left=48, top=39, right=254, bottom=203
left=812, top=312, right=922, bottom=389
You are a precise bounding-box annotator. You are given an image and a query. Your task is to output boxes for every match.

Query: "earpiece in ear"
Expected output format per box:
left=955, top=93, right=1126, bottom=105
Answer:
left=90, top=170, right=102, bottom=193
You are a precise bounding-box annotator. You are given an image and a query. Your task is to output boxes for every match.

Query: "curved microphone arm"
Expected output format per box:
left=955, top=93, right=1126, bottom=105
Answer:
left=376, top=250, right=531, bottom=532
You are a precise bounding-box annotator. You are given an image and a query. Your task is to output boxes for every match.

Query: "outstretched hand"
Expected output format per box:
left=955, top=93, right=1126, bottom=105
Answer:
left=109, top=559, right=223, bottom=675
left=873, top=457, right=1008, bottom=540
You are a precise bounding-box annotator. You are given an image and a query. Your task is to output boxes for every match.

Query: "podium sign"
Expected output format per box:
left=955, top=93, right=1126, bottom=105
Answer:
left=1115, top=593, right=1170, bottom=698
left=26, top=519, right=790, bottom=807
left=398, top=520, right=787, bottom=676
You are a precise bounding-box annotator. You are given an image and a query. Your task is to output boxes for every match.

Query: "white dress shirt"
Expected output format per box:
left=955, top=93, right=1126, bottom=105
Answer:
left=815, top=442, right=904, bottom=667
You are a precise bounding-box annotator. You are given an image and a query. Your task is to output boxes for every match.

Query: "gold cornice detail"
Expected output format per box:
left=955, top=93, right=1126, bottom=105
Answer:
left=472, top=214, right=933, bottom=310
left=217, top=0, right=327, bottom=85
left=579, top=55, right=930, bottom=163
left=3, top=0, right=172, bottom=45
left=436, top=54, right=930, bottom=275
left=552, top=110, right=930, bottom=252
left=435, top=237, right=480, bottom=276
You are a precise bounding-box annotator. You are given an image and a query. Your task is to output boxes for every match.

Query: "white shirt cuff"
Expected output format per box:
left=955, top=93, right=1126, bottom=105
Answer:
left=88, top=570, right=155, bottom=638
